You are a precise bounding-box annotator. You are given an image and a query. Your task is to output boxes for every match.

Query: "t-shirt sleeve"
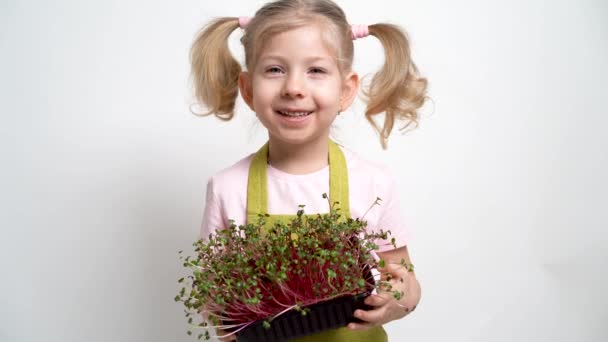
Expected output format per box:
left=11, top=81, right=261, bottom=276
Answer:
left=200, top=177, right=224, bottom=240
left=374, top=172, right=410, bottom=251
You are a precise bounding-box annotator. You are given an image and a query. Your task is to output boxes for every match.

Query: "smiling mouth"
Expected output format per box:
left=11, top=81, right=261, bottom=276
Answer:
left=276, top=110, right=313, bottom=117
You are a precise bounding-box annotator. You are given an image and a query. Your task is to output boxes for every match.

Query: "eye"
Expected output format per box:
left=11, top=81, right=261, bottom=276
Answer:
left=309, top=67, right=326, bottom=74
left=265, top=66, right=284, bottom=74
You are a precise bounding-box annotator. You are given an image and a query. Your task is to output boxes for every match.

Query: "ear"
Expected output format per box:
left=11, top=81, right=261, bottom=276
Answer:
left=339, top=71, right=360, bottom=112
left=238, top=71, right=255, bottom=111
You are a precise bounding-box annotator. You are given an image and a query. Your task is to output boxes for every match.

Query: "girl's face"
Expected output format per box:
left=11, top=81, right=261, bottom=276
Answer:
left=239, top=23, right=359, bottom=147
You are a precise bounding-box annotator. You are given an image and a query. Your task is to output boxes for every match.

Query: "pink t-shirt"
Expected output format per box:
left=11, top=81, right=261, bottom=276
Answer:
left=200, top=145, right=410, bottom=252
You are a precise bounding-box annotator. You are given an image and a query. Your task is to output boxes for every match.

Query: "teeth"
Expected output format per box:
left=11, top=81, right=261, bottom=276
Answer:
left=279, top=111, right=312, bottom=117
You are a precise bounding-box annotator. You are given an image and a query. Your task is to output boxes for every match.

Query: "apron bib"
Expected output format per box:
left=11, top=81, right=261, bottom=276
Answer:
left=246, top=140, right=387, bottom=342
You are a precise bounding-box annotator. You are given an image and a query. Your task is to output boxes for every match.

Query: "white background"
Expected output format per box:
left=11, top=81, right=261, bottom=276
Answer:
left=2, top=0, right=607, bottom=341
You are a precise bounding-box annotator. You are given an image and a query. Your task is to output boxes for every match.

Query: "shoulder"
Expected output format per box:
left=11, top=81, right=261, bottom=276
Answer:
left=339, top=144, right=397, bottom=190
left=206, top=153, right=253, bottom=196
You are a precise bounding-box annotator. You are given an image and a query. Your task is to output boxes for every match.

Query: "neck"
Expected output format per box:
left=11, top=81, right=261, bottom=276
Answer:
left=267, top=136, right=331, bottom=175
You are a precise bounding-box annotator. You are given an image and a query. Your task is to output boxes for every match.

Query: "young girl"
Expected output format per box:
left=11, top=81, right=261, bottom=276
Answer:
left=192, top=0, right=427, bottom=340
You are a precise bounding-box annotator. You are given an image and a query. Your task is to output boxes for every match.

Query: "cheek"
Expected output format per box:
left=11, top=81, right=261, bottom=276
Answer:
left=315, top=84, right=343, bottom=108
left=251, top=87, right=274, bottom=110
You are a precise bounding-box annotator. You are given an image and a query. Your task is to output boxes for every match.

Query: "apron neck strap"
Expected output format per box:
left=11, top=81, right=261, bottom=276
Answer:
left=246, top=140, right=350, bottom=221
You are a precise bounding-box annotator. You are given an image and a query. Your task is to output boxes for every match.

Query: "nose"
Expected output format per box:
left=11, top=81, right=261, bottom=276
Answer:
left=281, top=73, right=306, bottom=98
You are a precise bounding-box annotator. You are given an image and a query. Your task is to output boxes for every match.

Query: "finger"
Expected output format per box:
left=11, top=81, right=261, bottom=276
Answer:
left=348, top=321, right=375, bottom=331
left=364, top=294, right=392, bottom=307
left=354, top=307, right=386, bottom=324
left=375, top=277, right=408, bottom=295
left=377, top=262, right=408, bottom=279
left=394, top=302, right=413, bottom=314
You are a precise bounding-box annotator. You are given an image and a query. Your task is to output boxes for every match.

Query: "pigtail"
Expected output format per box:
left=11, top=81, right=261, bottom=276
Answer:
left=363, top=24, right=428, bottom=149
left=190, top=17, right=242, bottom=120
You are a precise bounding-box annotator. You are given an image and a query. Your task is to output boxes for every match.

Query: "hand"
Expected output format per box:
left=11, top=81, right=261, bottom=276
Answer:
left=348, top=262, right=421, bottom=330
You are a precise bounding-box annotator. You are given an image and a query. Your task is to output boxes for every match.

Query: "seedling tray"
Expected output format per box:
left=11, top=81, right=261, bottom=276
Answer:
left=233, top=292, right=373, bottom=342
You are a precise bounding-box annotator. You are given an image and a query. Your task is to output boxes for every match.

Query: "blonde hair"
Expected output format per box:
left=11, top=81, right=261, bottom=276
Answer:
left=190, top=0, right=428, bottom=148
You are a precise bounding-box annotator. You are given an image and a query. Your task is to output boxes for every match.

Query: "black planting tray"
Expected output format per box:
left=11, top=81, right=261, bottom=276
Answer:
left=234, top=292, right=373, bottom=342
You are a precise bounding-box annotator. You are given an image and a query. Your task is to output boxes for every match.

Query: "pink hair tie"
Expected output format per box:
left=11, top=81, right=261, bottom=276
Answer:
left=238, top=16, right=251, bottom=29
left=351, top=24, right=369, bottom=40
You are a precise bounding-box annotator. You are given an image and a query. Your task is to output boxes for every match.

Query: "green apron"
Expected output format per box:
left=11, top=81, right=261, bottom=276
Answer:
left=246, top=139, right=388, bottom=342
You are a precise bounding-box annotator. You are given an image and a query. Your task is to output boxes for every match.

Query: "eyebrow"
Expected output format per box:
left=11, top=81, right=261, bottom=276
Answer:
left=258, top=55, right=333, bottom=63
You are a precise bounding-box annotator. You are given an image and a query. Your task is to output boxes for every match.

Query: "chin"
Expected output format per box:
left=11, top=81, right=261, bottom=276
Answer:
left=270, top=133, right=327, bottom=146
